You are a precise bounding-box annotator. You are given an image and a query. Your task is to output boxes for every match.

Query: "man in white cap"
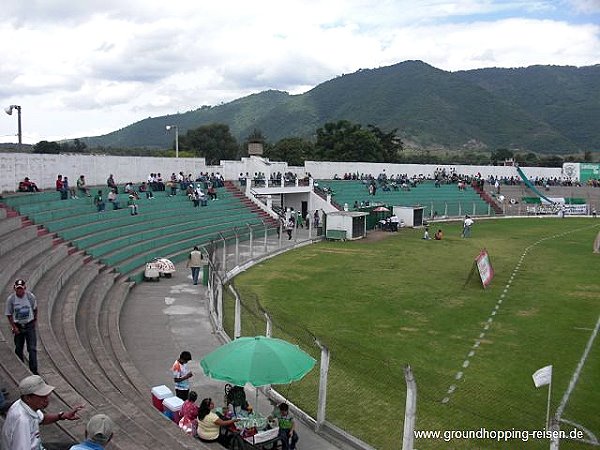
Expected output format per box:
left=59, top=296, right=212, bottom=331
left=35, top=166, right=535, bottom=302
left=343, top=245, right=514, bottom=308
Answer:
left=69, top=414, right=115, bottom=449
left=1, top=375, right=83, bottom=450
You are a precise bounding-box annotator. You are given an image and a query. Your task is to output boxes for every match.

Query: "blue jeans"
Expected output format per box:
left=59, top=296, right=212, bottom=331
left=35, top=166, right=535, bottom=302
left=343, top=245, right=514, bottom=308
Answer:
left=14, top=321, right=37, bottom=374
left=278, top=429, right=298, bottom=450
left=190, top=267, right=200, bottom=285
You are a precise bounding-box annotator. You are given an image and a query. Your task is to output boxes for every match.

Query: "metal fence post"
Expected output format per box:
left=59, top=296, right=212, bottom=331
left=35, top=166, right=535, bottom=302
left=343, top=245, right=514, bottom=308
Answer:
left=234, top=287, right=241, bottom=339
left=264, top=223, right=268, bottom=253
left=402, top=365, right=417, bottom=450
left=247, top=224, right=254, bottom=259
left=315, top=340, right=329, bottom=431
left=216, top=283, right=223, bottom=332
left=265, top=312, right=272, bottom=338
left=220, top=234, right=227, bottom=273
left=234, top=229, right=240, bottom=267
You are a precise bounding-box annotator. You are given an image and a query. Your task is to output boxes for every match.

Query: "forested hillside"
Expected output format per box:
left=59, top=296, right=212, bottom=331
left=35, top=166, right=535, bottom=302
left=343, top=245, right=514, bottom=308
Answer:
left=82, top=61, right=600, bottom=154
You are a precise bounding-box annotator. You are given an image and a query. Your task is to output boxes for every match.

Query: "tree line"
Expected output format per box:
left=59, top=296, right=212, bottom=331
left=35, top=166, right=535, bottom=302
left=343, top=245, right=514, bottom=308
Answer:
left=32, top=121, right=594, bottom=167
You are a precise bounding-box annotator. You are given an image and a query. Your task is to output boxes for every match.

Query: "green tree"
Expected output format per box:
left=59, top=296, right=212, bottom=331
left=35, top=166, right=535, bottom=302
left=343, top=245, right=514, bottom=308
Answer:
left=33, top=140, right=61, bottom=154
left=491, top=148, right=514, bottom=165
left=267, top=137, right=315, bottom=165
left=315, top=120, right=383, bottom=162
left=179, top=123, right=239, bottom=165
left=539, top=155, right=564, bottom=168
left=367, top=125, right=404, bottom=163
left=515, top=152, right=539, bottom=166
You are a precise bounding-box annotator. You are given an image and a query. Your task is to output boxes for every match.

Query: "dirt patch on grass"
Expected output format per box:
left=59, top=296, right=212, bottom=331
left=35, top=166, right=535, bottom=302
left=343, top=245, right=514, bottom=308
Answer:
left=358, top=230, right=396, bottom=244
left=516, top=307, right=539, bottom=317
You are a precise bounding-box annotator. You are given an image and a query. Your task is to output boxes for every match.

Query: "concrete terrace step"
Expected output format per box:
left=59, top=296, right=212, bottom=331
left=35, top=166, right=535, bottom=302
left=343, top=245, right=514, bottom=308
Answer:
left=55, top=267, right=201, bottom=450
left=0, top=220, right=39, bottom=257
left=32, top=253, right=159, bottom=450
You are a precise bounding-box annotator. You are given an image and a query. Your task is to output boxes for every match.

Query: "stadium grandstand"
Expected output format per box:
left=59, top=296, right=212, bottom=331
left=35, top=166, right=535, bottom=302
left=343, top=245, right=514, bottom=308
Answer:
left=1, top=153, right=598, bottom=449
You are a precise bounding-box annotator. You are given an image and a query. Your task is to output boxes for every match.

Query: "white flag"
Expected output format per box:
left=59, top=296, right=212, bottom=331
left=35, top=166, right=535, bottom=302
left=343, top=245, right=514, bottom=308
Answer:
left=532, top=365, right=552, bottom=388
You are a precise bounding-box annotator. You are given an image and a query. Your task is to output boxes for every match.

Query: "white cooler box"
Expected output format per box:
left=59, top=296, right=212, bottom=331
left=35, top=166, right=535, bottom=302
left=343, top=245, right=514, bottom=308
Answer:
left=151, top=385, right=173, bottom=412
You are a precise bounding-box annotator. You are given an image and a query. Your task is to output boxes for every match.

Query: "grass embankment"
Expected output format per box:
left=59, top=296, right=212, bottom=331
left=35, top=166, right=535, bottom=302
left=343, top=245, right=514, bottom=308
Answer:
left=226, top=218, right=600, bottom=449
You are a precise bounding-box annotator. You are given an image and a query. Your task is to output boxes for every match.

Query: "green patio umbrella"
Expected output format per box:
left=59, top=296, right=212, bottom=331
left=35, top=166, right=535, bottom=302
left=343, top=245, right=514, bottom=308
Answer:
left=200, top=336, right=316, bottom=387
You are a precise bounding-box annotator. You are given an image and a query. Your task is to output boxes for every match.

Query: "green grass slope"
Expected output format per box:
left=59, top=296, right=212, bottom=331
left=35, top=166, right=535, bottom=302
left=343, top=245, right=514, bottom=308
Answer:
left=230, top=218, right=600, bottom=449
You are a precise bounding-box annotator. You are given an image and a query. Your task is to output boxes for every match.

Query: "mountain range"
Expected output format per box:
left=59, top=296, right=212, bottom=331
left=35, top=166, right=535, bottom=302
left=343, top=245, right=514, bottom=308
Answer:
left=82, top=60, right=600, bottom=154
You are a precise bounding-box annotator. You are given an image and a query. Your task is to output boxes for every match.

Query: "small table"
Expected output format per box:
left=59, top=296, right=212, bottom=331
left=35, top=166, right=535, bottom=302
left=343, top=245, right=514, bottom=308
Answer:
left=227, top=412, right=282, bottom=450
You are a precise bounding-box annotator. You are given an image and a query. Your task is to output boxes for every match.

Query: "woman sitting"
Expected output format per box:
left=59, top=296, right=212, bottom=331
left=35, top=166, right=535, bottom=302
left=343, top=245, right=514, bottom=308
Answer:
left=197, top=398, right=238, bottom=445
left=18, top=177, right=40, bottom=192
left=179, top=391, right=199, bottom=436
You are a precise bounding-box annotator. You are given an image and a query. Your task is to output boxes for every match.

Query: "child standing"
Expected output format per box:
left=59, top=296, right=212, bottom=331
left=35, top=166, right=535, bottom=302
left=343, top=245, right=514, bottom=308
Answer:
left=273, top=403, right=298, bottom=450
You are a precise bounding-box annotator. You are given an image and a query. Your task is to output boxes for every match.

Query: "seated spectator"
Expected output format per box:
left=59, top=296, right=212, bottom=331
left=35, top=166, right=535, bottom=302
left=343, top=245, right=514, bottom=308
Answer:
left=155, top=173, right=165, bottom=191
left=56, top=175, right=68, bottom=200
left=107, top=189, right=120, bottom=209
left=70, top=414, right=114, bottom=450
left=197, top=398, right=238, bottom=445
left=434, top=229, right=443, bottom=240
left=168, top=173, right=178, bottom=196
left=62, top=176, right=77, bottom=199
left=18, top=177, right=40, bottom=192
left=77, top=175, right=91, bottom=197
left=139, top=182, right=154, bottom=199
left=271, top=403, right=299, bottom=450
left=127, top=195, right=138, bottom=215
left=107, top=174, right=118, bottom=192
left=124, top=183, right=139, bottom=200
left=56, top=175, right=63, bottom=192
left=423, top=227, right=431, bottom=240
left=192, top=191, right=201, bottom=207
left=224, top=385, right=252, bottom=415
left=179, top=391, right=199, bottom=436
left=93, top=190, right=106, bottom=212
left=207, top=185, right=217, bottom=201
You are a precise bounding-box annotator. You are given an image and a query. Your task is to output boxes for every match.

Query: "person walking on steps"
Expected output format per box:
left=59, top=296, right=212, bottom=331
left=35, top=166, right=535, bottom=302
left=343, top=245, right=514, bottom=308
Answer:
left=187, top=246, right=203, bottom=285
left=5, top=279, right=39, bottom=374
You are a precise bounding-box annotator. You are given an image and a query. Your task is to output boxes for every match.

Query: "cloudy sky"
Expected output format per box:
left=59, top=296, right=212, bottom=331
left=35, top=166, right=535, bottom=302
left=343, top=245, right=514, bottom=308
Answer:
left=1, top=0, right=599, bottom=145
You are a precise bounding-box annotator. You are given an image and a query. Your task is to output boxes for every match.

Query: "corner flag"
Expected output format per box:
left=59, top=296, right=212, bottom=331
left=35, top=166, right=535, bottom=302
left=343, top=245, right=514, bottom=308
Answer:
left=532, top=365, right=552, bottom=388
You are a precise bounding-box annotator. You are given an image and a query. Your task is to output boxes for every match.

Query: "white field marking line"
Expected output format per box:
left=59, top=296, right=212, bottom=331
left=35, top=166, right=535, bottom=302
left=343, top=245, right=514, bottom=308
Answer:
left=555, top=314, right=600, bottom=420
left=442, top=223, right=600, bottom=404
left=559, top=418, right=599, bottom=445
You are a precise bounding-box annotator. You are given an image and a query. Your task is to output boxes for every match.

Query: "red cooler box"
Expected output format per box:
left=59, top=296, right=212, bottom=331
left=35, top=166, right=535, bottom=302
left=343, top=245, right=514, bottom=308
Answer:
left=151, top=385, right=173, bottom=412
left=163, top=396, right=184, bottom=423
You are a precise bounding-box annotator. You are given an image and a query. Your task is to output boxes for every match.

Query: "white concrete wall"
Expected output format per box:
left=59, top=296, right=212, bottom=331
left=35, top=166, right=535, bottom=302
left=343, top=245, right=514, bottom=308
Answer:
left=303, top=161, right=563, bottom=180
left=0, top=153, right=208, bottom=193
left=1, top=152, right=568, bottom=193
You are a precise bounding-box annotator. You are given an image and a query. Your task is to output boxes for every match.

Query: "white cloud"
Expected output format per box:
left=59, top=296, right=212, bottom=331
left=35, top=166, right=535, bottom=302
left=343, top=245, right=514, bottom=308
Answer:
left=1, top=0, right=599, bottom=143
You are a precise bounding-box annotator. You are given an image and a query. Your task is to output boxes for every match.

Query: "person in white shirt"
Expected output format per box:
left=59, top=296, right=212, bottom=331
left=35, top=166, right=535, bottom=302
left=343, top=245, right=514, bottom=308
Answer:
left=1, top=375, right=83, bottom=450
left=462, top=216, right=474, bottom=238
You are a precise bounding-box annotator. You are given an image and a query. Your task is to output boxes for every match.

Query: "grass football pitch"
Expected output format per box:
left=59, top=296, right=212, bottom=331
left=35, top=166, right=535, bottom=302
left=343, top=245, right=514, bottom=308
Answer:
left=227, top=217, right=600, bottom=449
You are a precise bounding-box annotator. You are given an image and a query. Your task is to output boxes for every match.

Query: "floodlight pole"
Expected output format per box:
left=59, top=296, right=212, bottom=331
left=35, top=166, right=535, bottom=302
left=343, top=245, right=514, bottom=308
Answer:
left=166, top=124, right=179, bottom=158
left=5, top=105, right=22, bottom=152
